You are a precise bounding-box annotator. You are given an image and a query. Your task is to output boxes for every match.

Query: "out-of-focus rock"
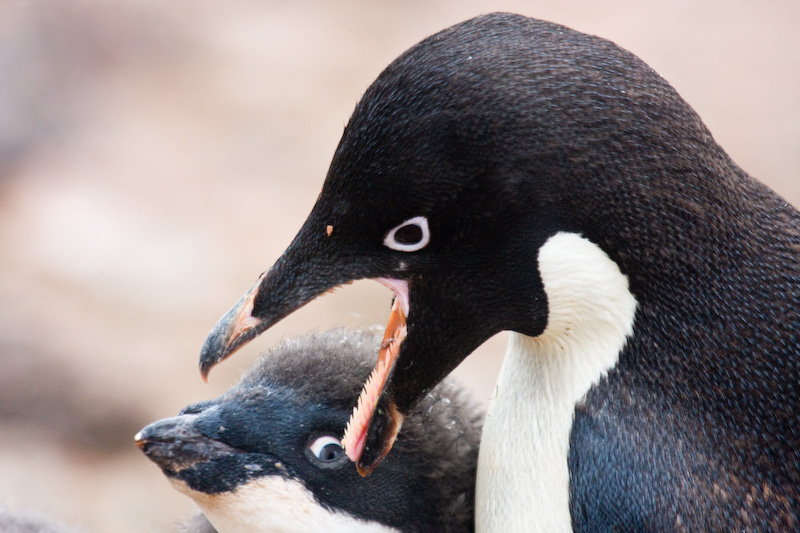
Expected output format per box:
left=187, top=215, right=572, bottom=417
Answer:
left=0, top=341, right=149, bottom=453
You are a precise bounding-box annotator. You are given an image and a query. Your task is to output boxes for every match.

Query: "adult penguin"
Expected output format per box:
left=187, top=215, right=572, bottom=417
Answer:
left=197, top=13, right=800, bottom=531
left=138, top=330, right=482, bottom=533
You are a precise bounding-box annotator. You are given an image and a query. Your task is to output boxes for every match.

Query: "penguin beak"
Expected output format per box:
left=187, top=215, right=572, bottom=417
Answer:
left=198, top=233, right=416, bottom=475
left=135, top=415, right=237, bottom=473
left=200, top=266, right=414, bottom=474
left=199, top=218, right=356, bottom=380
left=343, top=278, right=493, bottom=476
left=197, top=216, right=494, bottom=477
left=200, top=272, right=272, bottom=383
left=199, top=273, right=267, bottom=381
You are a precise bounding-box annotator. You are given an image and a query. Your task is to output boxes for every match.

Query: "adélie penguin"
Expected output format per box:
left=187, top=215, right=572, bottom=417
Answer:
left=137, top=330, right=482, bottom=533
left=197, top=12, right=800, bottom=531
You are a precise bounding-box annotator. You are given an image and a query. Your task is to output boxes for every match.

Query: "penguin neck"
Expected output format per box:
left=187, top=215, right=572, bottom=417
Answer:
left=476, top=231, right=638, bottom=532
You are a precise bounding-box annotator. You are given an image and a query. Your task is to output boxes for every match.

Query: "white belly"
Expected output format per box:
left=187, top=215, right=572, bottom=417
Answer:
left=476, top=232, right=638, bottom=532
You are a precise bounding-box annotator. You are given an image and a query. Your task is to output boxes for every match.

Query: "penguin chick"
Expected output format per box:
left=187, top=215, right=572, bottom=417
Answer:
left=137, top=330, right=482, bottom=533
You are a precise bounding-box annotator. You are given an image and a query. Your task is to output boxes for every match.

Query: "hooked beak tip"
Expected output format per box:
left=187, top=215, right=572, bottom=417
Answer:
left=198, top=276, right=268, bottom=379
left=354, top=406, right=405, bottom=477
left=355, top=463, right=374, bottom=478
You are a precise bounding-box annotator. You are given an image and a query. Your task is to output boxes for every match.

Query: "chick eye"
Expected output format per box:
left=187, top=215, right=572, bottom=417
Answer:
left=307, top=435, right=346, bottom=466
left=384, top=216, right=430, bottom=252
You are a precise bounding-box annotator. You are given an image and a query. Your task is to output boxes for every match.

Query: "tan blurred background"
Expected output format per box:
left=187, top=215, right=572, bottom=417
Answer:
left=0, top=1, right=797, bottom=531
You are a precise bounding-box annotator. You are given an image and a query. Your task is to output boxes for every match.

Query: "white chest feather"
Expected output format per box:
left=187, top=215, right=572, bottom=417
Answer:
left=171, top=476, right=399, bottom=533
left=476, top=232, right=637, bottom=532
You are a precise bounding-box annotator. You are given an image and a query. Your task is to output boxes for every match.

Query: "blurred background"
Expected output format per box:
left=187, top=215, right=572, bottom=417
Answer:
left=0, top=1, right=797, bottom=531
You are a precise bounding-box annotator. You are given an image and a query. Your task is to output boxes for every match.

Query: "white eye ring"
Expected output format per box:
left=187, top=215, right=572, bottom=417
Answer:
left=383, top=216, right=430, bottom=252
left=308, top=435, right=344, bottom=461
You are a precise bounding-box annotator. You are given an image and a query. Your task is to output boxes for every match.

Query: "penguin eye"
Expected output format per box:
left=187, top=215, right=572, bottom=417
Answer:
left=307, top=435, right=347, bottom=467
left=384, top=216, right=430, bottom=252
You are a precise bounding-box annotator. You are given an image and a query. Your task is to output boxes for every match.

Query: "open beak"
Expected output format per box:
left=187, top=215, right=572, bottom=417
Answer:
left=197, top=212, right=481, bottom=478
left=199, top=244, right=418, bottom=474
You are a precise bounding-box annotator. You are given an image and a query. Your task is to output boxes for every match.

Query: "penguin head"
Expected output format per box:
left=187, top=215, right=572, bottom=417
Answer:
left=142, top=331, right=481, bottom=532
left=199, top=13, right=713, bottom=474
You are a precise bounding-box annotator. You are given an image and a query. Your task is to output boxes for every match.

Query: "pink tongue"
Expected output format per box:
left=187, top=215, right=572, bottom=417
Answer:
left=376, top=278, right=409, bottom=316
left=341, top=295, right=407, bottom=462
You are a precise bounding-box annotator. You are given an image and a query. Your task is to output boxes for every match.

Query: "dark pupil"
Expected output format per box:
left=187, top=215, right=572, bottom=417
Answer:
left=395, top=223, right=423, bottom=244
left=320, top=443, right=342, bottom=462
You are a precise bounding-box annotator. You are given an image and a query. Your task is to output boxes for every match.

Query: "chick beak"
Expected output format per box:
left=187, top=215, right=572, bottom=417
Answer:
left=135, top=415, right=236, bottom=473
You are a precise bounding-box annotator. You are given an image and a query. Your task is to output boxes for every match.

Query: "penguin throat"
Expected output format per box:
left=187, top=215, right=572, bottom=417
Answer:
left=476, top=232, right=638, bottom=532
left=342, top=286, right=408, bottom=462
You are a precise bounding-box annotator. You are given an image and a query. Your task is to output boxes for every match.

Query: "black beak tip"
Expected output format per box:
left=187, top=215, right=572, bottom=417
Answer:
left=198, top=341, right=219, bottom=382
left=198, top=328, right=252, bottom=382
left=354, top=397, right=405, bottom=477
left=134, top=415, right=213, bottom=471
left=355, top=434, right=390, bottom=477
left=197, top=293, right=268, bottom=381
